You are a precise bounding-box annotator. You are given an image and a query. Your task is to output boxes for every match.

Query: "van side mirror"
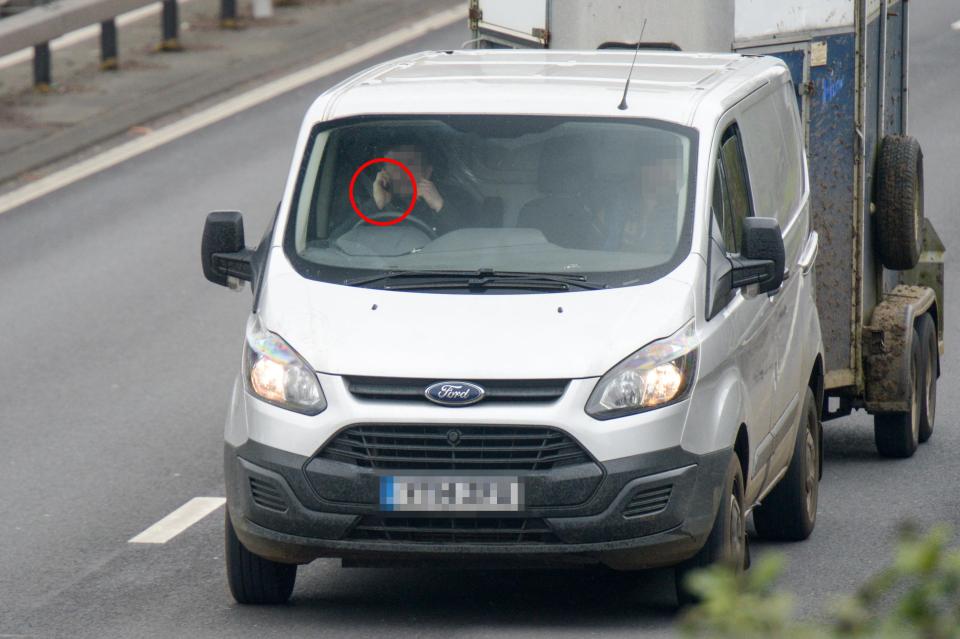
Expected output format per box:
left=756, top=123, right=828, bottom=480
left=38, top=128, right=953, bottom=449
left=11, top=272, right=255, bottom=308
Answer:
left=201, top=211, right=254, bottom=288
left=730, top=217, right=785, bottom=294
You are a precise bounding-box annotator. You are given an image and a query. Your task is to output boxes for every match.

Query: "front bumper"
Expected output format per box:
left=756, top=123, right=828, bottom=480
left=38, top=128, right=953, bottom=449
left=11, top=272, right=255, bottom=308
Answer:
left=226, top=440, right=732, bottom=570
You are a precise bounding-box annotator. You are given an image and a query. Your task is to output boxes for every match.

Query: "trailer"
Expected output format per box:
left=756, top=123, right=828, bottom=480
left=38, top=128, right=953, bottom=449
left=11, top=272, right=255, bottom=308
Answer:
left=469, top=0, right=946, bottom=458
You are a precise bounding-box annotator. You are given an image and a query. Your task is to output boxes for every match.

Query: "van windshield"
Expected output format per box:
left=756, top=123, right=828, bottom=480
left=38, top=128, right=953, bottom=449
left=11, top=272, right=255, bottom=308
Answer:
left=283, top=115, right=697, bottom=290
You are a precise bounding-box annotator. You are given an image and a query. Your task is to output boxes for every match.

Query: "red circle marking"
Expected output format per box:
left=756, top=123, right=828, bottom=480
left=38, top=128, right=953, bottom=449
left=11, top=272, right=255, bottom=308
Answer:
left=348, top=158, right=418, bottom=226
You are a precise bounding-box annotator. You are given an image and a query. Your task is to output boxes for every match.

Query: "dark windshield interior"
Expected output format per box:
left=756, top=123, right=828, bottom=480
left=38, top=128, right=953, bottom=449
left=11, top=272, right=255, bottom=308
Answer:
left=284, top=115, right=697, bottom=289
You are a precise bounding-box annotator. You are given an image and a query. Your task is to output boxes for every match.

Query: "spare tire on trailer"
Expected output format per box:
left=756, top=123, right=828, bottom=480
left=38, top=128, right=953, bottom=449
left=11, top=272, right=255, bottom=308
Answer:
left=874, top=135, right=924, bottom=271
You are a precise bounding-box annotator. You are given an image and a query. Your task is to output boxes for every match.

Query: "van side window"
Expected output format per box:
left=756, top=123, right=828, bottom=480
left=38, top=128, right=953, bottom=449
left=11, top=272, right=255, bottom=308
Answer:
left=711, top=158, right=726, bottom=236
left=739, top=82, right=804, bottom=225
left=717, top=126, right=752, bottom=254
left=774, top=81, right=805, bottom=213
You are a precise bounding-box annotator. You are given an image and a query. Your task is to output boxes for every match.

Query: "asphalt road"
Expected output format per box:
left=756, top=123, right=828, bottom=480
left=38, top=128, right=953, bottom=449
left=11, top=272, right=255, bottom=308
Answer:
left=1, top=4, right=958, bottom=637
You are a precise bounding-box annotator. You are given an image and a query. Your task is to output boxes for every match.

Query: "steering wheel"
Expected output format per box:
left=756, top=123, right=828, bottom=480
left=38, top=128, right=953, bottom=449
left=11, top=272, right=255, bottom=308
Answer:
left=352, top=211, right=438, bottom=239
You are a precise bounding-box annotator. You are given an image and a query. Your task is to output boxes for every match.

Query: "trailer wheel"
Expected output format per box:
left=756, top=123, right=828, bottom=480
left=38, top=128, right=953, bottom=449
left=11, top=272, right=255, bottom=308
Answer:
left=874, top=327, right=922, bottom=458
left=917, top=313, right=938, bottom=443
left=752, top=387, right=819, bottom=541
left=875, top=135, right=924, bottom=271
left=225, top=510, right=297, bottom=605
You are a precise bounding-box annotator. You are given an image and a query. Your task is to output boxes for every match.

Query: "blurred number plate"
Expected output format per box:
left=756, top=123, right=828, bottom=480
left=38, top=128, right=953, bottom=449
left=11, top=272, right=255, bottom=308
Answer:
left=380, top=476, right=522, bottom=512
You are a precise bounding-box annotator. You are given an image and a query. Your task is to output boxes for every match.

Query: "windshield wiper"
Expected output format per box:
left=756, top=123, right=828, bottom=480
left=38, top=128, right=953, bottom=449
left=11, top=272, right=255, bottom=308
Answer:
left=386, top=278, right=569, bottom=292
left=344, top=269, right=606, bottom=291
left=344, top=269, right=479, bottom=287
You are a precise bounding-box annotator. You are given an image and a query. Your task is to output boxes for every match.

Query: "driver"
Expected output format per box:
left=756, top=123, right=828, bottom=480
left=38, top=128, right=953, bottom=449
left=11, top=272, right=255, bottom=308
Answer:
left=370, top=144, right=475, bottom=234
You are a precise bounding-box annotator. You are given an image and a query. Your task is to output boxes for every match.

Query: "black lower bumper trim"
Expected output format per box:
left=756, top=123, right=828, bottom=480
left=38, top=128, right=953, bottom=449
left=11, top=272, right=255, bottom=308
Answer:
left=225, top=441, right=732, bottom=570
left=348, top=515, right=561, bottom=544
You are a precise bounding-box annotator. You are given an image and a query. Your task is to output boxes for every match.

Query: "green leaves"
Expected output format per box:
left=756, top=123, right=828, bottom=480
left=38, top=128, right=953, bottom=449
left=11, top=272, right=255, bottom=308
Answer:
left=681, top=525, right=960, bottom=639
left=680, top=555, right=808, bottom=639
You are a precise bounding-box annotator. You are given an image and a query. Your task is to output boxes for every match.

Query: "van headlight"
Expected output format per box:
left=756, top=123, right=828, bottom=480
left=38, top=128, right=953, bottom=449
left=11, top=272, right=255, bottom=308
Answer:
left=585, top=321, right=698, bottom=420
left=243, top=317, right=326, bottom=415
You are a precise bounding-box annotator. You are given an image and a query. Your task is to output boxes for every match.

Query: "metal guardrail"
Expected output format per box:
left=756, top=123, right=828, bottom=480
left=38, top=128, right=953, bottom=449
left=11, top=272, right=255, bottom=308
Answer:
left=1, top=0, right=52, bottom=19
left=0, top=0, right=244, bottom=88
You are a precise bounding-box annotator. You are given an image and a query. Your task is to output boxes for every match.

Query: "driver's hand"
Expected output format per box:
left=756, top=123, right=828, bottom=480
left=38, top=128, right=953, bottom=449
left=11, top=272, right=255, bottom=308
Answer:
left=418, top=179, right=444, bottom=213
left=373, top=169, right=392, bottom=209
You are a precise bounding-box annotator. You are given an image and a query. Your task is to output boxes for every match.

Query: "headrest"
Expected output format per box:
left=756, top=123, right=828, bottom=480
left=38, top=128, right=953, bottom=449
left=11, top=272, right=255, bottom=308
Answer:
left=538, top=136, right=594, bottom=195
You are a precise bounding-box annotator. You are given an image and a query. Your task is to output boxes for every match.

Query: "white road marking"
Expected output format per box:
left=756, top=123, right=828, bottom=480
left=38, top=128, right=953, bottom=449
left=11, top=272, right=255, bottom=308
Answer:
left=0, top=0, right=196, bottom=71
left=129, top=497, right=225, bottom=544
left=952, top=19, right=960, bottom=31
left=0, top=4, right=465, bottom=216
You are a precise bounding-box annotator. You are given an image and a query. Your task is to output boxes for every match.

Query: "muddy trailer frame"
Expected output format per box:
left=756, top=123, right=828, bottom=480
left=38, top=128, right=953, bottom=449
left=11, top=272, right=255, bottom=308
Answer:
left=470, top=0, right=945, bottom=450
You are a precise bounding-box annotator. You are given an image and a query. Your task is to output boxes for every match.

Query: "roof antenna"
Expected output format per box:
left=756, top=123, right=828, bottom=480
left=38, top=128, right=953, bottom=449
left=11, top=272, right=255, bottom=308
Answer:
left=617, top=18, right=648, bottom=111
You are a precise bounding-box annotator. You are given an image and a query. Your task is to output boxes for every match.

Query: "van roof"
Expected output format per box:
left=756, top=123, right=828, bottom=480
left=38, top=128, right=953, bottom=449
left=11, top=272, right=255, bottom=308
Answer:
left=311, top=49, right=788, bottom=127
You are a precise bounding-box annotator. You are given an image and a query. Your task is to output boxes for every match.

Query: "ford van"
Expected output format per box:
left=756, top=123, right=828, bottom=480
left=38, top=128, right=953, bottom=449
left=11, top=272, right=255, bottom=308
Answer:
left=201, top=49, right=825, bottom=605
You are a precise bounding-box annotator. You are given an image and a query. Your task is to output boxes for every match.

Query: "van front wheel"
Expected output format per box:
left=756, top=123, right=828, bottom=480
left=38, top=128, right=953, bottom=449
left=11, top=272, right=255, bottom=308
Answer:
left=225, top=510, right=297, bottom=605
left=752, top=387, right=820, bottom=541
left=674, top=454, right=746, bottom=606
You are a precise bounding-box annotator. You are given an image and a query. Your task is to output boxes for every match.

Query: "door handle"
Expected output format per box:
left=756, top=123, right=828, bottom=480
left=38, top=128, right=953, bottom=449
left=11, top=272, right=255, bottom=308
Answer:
left=798, top=231, right=819, bottom=275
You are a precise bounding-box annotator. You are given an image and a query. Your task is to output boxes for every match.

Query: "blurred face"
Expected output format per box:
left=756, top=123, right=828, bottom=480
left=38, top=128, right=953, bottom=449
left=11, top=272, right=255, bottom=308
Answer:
left=384, top=146, right=432, bottom=196
left=614, top=156, right=678, bottom=249
left=639, top=157, right=677, bottom=201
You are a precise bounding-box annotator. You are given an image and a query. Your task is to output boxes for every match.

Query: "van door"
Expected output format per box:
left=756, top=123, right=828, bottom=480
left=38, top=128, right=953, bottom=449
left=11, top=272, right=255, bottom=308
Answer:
left=738, top=83, right=810, bottom=477
left=706, top=124, right=778, bottom=494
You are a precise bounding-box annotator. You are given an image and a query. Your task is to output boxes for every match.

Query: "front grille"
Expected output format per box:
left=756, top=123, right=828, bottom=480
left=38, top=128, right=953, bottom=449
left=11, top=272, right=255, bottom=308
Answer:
left=249, top=476, right=288, bottom=513
left=344, top=376, right=568, bottom=403
left=622, top=485, right=672, bottom=519
left=348, top=516, right=560, bottom=544
left=318, top=424, right=591, bottom=471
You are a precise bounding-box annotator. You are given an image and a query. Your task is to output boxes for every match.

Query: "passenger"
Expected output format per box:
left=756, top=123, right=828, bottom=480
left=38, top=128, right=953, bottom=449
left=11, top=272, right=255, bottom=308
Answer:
left=370, top=145, right=477, bottom=234
left=599, top=153, right=680, bottom=253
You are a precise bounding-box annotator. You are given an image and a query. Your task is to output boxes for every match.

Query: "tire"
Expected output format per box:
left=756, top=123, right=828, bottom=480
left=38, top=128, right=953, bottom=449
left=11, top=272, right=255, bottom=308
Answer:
left=875, top=135, right=924, bottom=271
left=874, top=327, right=922, bottom=458
left=752, top=387, right=820, bottom=541
left=917, top=313, right=938, bottom=443
left=225, top=510, right=297, bottom=605
left=675, top=454, right=746, bottom=606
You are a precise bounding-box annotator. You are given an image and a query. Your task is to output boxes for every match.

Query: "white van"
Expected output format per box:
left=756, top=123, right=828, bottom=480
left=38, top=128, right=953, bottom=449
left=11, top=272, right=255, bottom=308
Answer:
left=201, top=50, right=825, bottom=605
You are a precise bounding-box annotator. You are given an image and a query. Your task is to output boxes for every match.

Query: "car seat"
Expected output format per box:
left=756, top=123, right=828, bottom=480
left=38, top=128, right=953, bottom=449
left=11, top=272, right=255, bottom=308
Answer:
left=517, top=136, right=602, bottom=249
